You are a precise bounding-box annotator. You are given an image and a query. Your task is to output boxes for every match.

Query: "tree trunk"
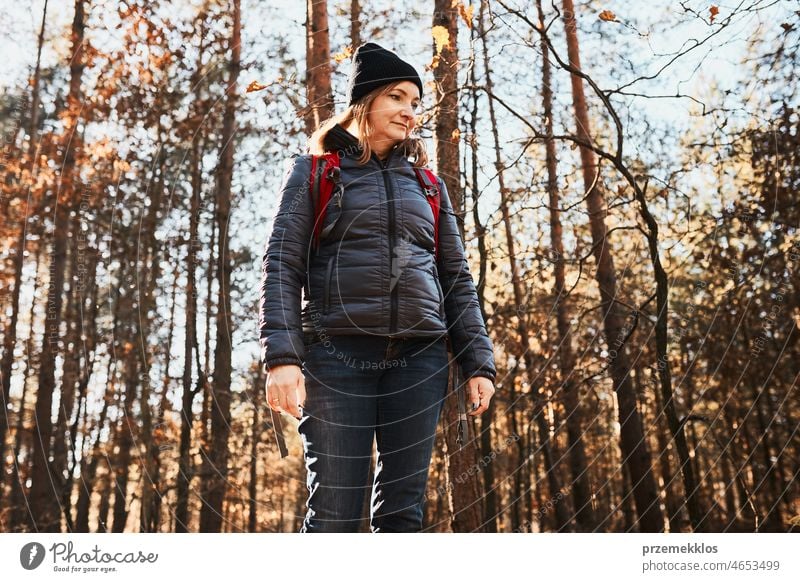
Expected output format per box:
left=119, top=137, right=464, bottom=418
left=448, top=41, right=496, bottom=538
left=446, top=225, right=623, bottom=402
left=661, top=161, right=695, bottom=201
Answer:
left=175, top=136, right=201, bottom=534
left=29, top=0, right=86, bottom=532
left=204, top=190, right=216, bottom=379
left=652, top=372, right=685, bottom=531
left=748, top=377, right=783, bottom=531
left=433, top=0, right=485, bottom=532
left=150, top=272, right=179, bottom=532
left=58, top=251, right=100, bottom=531
left=531, top=424, right=548, bottom=531
left=175, top=9, right=211, bottom=533
left=305, top=0, right=334, bottom=135
left=620, top=462, right=636, bottom=531
left=533, top=0, right=597, bottom=532
left=247, top=369, right=262, bottom=532
left=634, top=164, right=706, bottom=531
left=137, top=146, right=167, bottom=532
left=560, top=0, right=663, bottom=532
left=5, top=246, right=43, bottom=530
left=469, top=1, right=497, bottom=534
left=718, top=439, right=739, bottom=527
left=74, top=357, right=115, bottom=532
left=360, top=447, right=376, bottom=532
left=524, top=421, right=535, bottom=528
left=199, top=0, right=240, bottom=532
left=51, top=242, right=81, bottom=530
left=111, top=330, right=138, bottom=533
left=0, top=225, right=27, bottom=497
left=96, top=461, right=112, bottom=532
left=508, top=383, right=523, bottom=532
left=0, top=2, right=47, bottom=477
left=350, top=0, right=361, bottom=48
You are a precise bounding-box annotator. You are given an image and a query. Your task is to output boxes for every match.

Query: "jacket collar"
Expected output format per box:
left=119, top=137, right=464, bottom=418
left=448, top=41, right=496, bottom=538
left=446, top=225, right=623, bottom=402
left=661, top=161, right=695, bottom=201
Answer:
left=323, top=123, right=361, bottom=154
left=323, top=123, right=405, bottom=167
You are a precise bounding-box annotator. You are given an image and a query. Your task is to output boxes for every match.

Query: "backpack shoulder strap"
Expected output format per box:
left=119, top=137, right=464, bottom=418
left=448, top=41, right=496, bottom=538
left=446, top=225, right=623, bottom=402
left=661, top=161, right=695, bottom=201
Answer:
left=413, top=167, right=442, bottom=262
left=309, top=153, right=342, bottom=252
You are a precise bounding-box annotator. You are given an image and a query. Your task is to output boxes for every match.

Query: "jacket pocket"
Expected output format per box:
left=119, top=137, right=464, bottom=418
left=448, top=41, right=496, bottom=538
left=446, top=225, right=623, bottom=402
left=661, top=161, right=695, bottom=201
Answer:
left=323, top=255, right=334, bottom=314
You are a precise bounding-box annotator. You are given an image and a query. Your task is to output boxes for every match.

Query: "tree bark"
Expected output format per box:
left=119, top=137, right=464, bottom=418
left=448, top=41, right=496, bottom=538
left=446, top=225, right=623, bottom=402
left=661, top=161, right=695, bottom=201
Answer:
left=111, top=307, right=138, bottom=533
left=5, top=247, right=43, bottom=530
left=469, top=1, right=497, bottom=534
left=247, top=368, right=262, bottom=532
left=433, top=0, right=485, bottom=533
left=508, top=378, right=523, bottom=531
left=199, top=0, right=240, bottom=532
left=51, top=236, right=82, bottom=530
left=534, top=0, right=596, bottom=532
left=634, top=162, right=706, bottom=532
left=73, top=356, right=115, bottom=532
left=647, top=367, right=684, bottom=532
left=137, top=146, right=167, bottom=532
left=150, top=270, right=180, bottom=532
left=305, top=0, right=334, bottom=135
left=175, top=8, right=211, bottom=533
left=350, top=0, right=361, bottom=49
left=57, top=251, right=100, bottom=531
left=29, top=0, right=86, bottom=532
left=96, top=460, right=112, bottom=532
left=0, top=1, right=48, bottom=491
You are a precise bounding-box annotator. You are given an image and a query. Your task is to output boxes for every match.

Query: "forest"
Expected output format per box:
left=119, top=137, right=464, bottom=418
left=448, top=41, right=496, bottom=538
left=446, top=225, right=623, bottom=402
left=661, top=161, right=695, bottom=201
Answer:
left=0, top=0, right=798, bottom=533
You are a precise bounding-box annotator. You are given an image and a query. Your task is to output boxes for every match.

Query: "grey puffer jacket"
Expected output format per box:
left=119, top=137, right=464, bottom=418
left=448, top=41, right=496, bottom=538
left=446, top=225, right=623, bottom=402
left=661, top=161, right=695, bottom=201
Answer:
left=258, top=124, right=496, bottom=383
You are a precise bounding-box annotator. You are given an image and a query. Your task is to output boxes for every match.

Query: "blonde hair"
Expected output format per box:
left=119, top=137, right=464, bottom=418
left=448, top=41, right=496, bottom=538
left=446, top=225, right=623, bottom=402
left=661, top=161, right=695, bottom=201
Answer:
left=308, top=81, right=429, bottom=168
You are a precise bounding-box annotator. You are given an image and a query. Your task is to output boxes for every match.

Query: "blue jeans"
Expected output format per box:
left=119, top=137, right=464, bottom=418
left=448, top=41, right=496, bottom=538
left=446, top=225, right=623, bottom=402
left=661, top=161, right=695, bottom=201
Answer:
left=297, top=333, right=449, bottom=533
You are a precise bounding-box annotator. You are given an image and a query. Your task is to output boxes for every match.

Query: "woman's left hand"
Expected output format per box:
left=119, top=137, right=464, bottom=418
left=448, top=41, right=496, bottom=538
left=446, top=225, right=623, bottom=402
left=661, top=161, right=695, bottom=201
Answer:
left=465, top=376, right=495, bottom=416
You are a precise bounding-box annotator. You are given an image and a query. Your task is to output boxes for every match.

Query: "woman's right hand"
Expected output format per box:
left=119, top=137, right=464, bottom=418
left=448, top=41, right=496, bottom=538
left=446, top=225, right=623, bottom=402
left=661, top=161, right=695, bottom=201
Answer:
left=265, top=364, right=306, bottom=420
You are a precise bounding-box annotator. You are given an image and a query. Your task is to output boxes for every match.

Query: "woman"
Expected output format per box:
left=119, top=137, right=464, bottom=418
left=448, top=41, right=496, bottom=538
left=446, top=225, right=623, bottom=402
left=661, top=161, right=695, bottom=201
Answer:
left=259, top=42, right=497, bottom=532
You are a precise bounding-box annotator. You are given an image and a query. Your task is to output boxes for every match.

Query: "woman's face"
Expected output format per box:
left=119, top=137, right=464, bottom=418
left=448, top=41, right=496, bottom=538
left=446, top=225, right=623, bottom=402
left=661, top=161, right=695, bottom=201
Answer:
left=367, top=81, right=421, bottom=150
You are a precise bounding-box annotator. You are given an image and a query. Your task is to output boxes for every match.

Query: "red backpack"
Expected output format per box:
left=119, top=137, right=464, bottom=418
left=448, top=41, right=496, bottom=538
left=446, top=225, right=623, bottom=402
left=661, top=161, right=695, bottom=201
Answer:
left=308, top=153, right=442, bottom=260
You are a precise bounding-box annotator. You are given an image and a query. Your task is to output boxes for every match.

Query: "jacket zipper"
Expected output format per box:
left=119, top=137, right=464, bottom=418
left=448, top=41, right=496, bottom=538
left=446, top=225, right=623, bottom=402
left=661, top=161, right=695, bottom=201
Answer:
left=378, top=155, right=398, bottom=334
left=323, top=255, right=334, bottom=314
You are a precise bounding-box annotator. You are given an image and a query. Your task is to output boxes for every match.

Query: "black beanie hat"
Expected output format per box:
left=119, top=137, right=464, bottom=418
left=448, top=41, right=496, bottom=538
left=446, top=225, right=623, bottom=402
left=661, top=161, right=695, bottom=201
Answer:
left=346, top=42, right=423, bottom=106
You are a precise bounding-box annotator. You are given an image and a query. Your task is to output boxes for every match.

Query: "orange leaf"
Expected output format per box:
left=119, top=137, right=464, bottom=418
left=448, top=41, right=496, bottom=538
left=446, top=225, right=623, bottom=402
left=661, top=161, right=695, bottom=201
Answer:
left=599, top=9, right=617, bottom=22
left=246, top=80, right=268, bottom=93
left=458, top=2, right=474, bottom=29
left=709, top=5, right=719, bottom=23
left=332, top=46, right=353, bottom=64
left=432, top=26, right=450, bottom=55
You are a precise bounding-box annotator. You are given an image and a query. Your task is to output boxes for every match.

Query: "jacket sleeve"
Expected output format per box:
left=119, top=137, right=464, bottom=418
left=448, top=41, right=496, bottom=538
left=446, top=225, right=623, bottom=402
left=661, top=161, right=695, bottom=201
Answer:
left=259, top=154, right=313, bottom=371
left=435, top=176, right=497, bottom=383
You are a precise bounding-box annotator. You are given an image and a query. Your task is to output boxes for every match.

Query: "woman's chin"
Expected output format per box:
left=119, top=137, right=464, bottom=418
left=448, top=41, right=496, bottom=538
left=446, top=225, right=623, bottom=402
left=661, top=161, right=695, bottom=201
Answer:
left=388, top=125, right=408, bottom=138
